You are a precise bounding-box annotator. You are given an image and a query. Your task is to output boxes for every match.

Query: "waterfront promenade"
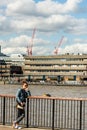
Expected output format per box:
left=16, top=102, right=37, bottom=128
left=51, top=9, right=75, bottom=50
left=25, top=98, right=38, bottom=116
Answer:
left=0, top=125, right=50, bottom=130
left=0, top=84, right=87, bottom=130
left=0, top=125, right=69, bottom=130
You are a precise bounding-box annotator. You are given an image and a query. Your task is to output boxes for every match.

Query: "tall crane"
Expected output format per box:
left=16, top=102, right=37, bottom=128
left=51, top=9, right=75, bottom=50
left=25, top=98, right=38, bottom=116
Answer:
left=27, top=28, right=36, bottom=56
left=54, top=36, right=64, bottom=55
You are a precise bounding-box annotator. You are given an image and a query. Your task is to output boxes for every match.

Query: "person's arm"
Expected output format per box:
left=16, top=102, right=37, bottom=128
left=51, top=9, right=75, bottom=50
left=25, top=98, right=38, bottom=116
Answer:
left=16, top=89, right=22, bottom=104
left=27, top=90, right=31, bottom=96
left=25, top=87, right=31, bottom=97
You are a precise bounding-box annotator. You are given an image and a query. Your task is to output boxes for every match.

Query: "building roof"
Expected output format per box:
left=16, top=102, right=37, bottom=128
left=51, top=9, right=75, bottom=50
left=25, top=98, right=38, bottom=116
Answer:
left=0, top=52, right=8, bottom=57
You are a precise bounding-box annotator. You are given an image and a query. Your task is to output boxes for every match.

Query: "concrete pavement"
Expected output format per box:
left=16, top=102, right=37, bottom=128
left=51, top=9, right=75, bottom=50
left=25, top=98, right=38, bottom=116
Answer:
left=0, top=125, right=69, bottom=130
left=0, top=125, right=51, bottom=130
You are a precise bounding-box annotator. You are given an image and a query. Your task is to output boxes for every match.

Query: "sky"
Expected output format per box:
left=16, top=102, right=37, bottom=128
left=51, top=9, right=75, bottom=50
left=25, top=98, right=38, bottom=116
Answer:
left=0, top=0, right=87, bottom=56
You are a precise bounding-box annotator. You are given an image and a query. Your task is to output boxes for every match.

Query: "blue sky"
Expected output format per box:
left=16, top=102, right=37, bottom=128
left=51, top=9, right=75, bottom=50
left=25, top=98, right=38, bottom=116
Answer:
left=0, top=0, right=87, bottom=56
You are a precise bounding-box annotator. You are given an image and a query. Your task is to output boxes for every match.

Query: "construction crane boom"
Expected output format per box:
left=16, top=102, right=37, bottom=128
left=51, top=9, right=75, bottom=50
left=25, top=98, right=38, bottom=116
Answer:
left=27, top=28, right=36, bottom=56
left=31, top=28, right=36, bottom=48
left=54, top=36, right=64, bottom=55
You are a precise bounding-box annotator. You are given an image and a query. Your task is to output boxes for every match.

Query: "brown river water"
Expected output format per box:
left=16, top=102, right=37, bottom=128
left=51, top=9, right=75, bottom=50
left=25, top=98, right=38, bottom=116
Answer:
left=0, top=84, right=87, bottom=98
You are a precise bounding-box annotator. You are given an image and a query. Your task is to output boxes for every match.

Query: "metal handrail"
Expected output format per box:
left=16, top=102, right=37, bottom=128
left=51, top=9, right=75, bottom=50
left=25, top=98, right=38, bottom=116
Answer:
left=0, top=95, right=86, bottom=130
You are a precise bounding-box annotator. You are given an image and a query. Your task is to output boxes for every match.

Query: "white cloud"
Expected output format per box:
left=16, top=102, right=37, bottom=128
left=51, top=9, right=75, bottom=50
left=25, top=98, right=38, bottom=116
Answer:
left=7, top=14, right=87, bottom=35
left=37, top=0, right=82, bottom=15
left=1, top=35, right=50, bottom=55
left=6, top=0, right=36, bottom=16
left=1, top=34, right=87, bottom=56
left=1, top=0, right=85, bottom=35
left=0, top=16, right=6, bottom=22
left=0, top=0, right=87, bottom=56
left=0, top=0, right=14, bottom=6
left=6, top=0, right=82, bottom=16
left=62, top=43, right=87, bottom=54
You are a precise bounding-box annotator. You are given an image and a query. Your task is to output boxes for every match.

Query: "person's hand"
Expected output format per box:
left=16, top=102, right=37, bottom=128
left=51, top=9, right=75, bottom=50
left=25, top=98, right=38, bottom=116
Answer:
left=25, top=87, right=29, bottom=91
left=21, top=102, right=25, bottom=106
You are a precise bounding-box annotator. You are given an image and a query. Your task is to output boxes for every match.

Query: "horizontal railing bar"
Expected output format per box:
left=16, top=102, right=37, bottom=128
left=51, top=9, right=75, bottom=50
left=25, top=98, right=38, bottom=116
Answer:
left=0, top=95, right=15, bottom=98
left=0, top=94, right=87, bottom=101
left=29, top=96, right=87, bottom=101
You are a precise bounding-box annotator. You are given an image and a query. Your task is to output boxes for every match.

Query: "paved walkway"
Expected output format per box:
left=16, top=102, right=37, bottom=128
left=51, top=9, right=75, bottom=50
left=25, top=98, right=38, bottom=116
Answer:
left=0, top=125, right=51, bottom=130
left=0, top=125, right=70, bottom=130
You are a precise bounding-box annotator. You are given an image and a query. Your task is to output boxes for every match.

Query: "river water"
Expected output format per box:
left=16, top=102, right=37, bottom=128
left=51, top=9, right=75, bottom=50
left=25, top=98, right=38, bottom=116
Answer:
left=0, top=84, right=87, bottom=98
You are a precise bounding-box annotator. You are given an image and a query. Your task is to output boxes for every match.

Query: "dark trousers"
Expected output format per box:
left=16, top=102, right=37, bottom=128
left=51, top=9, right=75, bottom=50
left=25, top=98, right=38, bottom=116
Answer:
left=15, top=108, right=25, bottom=124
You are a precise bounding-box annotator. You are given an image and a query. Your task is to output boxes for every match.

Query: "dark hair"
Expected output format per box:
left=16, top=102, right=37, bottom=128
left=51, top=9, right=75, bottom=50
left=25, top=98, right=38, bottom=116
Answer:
left=22, top=80, right=28, bottom=86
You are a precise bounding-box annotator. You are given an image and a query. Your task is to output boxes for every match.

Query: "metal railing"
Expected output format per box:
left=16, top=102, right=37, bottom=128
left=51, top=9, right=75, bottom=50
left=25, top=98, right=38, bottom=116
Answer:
left=0, top=95, right=87, bottom=130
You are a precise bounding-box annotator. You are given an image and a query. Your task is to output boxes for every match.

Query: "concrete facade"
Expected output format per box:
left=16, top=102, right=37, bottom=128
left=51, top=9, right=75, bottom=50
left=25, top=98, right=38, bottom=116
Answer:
left=24, top=54, right=87, bottom=82
left=0, top=53, right=87, bottom=83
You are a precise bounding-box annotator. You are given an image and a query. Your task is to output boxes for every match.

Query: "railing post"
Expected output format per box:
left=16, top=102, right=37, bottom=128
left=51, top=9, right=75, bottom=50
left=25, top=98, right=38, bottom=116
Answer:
left=80, top=100, right=82, bottom=130
left=26, top=98, right=29, bottom=128
left=3, top=96, right=5, bottom=125
left=52, top=99, right=55, bottom=130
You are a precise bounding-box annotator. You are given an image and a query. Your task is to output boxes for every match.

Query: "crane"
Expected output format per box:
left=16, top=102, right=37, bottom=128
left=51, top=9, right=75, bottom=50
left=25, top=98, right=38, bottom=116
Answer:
left=54, top=36, right=64, bottom=55
left=27, top=28, right=36, bottom=56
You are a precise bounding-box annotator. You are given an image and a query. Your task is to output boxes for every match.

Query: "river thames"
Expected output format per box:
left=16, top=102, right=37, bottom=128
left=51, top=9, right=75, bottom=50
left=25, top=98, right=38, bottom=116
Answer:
left=0, top=83, right=87, bottom=98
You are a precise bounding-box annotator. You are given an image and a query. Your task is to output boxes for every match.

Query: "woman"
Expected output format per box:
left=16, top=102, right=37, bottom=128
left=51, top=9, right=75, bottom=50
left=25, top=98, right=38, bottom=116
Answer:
left=12, top=80, right=31, bottom=129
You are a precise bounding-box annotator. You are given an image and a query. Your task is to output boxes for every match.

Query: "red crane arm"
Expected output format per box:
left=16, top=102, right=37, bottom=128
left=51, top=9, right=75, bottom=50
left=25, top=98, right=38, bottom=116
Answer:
left=54, top=36, right=64, bottom=55
left=58, top=36, right=64, bottom=48
left=31, top=28, right=36, bottom=47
